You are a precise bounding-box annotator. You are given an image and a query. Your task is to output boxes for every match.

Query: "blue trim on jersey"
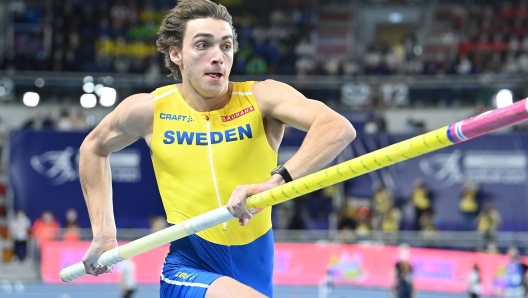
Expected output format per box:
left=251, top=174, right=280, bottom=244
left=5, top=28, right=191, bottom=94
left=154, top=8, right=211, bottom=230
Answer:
left=163, top=228, right=274, bottom=297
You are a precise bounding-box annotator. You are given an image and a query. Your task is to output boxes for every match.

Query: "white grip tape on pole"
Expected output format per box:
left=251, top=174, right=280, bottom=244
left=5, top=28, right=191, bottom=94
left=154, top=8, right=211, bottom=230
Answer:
left=98, top=247, right=124, bottom=266
left=59, top=247, right=124, bottom=282
left=59, top=262, right=86, bottom=282
left=183, top=207, right=234, bottom=234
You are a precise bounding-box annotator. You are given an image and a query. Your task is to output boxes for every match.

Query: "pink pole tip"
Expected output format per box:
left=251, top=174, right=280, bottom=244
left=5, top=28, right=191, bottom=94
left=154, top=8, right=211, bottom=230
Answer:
left=447, top=99, right=528, bottom=143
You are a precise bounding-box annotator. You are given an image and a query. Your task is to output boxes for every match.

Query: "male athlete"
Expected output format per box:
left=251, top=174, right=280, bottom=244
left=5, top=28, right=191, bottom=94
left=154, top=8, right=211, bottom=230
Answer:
left=80, top=1, right=356, bottom=297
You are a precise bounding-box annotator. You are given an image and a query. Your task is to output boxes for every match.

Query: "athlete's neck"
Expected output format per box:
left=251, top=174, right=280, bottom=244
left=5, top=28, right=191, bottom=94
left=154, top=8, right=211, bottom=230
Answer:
left=177, top=81, right=233, bottom=112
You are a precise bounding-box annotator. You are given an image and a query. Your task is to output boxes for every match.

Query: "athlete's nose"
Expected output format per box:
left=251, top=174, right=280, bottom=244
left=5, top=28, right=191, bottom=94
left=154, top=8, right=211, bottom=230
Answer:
left=211, top=46, right=224, bottom=65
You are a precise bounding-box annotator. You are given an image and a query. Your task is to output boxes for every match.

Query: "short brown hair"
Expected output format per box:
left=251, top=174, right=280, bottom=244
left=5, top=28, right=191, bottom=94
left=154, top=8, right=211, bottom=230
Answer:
left=156, top=0, right=238, bottom=80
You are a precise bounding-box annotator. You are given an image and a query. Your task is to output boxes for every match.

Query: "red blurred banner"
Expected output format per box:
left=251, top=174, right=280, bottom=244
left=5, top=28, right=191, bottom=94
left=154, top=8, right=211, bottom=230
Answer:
left=42, top=241, right=522, bottom=295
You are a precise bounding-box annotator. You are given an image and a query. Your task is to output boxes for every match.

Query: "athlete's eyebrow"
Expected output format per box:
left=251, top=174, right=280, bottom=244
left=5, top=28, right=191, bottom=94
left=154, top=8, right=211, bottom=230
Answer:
left=192, top=33, right=233, bottom=41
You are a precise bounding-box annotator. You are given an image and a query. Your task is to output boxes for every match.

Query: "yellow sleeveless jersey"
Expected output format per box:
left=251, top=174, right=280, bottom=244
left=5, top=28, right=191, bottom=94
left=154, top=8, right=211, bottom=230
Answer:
left=151, top=81, right=277, bottom=246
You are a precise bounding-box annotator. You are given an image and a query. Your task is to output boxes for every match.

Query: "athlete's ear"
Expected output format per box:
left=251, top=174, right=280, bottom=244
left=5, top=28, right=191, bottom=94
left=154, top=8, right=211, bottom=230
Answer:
left=169, top=46, right=182, bottom=66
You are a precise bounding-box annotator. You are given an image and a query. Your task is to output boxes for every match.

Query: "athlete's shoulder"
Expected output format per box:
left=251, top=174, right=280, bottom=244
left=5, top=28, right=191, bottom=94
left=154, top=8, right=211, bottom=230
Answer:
left=251, top=79, right=302, bottom=99
left=118, top=93, right=154, bottom=116
left=250, top=79, right=277, bottom=92
left=251, top=79, right=305, bottom=116
left=113, top=92, right=154, bottom=138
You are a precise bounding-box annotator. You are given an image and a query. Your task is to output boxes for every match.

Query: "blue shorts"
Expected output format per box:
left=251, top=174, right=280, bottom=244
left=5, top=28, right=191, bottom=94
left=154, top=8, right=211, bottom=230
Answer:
left=160, top=266, right=222, bottom=298
left=159, top=228, right=274, bottom=297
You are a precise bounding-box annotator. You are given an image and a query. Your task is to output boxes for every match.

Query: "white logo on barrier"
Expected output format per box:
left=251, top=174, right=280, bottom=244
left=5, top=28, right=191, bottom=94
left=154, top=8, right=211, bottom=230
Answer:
left=419, top=150, right=463, bottom=187
left=419, top=150, right=527, bottom=187
left=31, top=147, right=141, bottom=185
left=30, top=147, right=78, bottom=185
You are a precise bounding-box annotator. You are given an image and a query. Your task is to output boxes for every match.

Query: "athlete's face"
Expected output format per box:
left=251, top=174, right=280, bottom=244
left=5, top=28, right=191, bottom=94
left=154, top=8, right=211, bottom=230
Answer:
left=171, top=18, right=234, bottom=98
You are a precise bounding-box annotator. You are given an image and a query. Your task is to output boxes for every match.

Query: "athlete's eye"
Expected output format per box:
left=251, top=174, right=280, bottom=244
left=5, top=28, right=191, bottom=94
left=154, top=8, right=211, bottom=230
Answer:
left=223, top=44, right=232, bottom=51
left=196, top=42, right=207, bottom=49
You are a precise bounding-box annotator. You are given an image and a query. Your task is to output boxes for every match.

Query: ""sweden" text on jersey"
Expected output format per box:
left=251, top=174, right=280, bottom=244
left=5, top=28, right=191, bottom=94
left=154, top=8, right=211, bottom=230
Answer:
left=163, top=124, right=253, bottom=145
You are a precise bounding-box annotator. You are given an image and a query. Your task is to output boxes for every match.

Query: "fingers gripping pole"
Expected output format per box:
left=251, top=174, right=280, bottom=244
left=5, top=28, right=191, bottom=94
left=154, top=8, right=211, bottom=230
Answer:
left=61, top=99, right=528, bottom=282
left=59, top=247, right=122, bottom=282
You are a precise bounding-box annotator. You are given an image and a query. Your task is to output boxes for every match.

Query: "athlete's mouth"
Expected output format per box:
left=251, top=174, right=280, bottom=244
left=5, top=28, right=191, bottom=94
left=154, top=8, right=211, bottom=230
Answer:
left=206, top=73, right=223, bottom=79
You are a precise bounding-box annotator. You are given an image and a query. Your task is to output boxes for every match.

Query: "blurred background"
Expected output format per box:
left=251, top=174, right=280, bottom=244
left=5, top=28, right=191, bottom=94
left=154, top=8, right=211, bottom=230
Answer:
left=1, top=0, right=528, bottom=297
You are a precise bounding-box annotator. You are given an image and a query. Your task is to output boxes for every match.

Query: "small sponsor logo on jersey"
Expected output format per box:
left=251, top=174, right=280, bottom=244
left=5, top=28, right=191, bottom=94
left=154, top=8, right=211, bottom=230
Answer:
left=163, top=124, right=253, bottom=145
left=221, top=106, right=254, bottom=122
left=160, top=113, right=194, bottom=122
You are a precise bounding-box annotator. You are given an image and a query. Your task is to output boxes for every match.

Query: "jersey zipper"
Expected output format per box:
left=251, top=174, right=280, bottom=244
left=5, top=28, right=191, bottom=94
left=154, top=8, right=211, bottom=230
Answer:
left=206, top=115, right=228, bottom=231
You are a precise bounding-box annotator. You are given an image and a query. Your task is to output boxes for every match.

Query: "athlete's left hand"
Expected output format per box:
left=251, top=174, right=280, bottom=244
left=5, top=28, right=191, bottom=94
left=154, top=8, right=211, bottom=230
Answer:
left=227, top=176, right=284, bottom=226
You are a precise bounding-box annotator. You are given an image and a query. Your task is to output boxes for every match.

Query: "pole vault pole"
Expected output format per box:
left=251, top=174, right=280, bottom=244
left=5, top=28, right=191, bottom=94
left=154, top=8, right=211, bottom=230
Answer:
left=60, top=99, right=528, bottom=282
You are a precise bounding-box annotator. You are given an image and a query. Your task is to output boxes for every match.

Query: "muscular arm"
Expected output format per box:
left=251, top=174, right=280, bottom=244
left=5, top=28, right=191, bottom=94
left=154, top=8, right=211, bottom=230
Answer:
left=253, top=79, right=356, bottom=180
left=227, top=80, right=355, bottom=226
left=80, top=93, right=152, bottom=275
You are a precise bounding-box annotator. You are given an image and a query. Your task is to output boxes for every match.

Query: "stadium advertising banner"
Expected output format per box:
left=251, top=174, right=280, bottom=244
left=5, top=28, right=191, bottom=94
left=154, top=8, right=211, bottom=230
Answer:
left=43, top=241, right=519, bottom=295
left=8, top=130, right=164, bottom=227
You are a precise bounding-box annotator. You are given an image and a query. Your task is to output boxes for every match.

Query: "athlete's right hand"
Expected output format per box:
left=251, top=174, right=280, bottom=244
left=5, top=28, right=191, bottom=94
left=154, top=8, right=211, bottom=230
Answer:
left=227, top=175, right=284, bottom=226
left=82, top=236, right=118, bottom=276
